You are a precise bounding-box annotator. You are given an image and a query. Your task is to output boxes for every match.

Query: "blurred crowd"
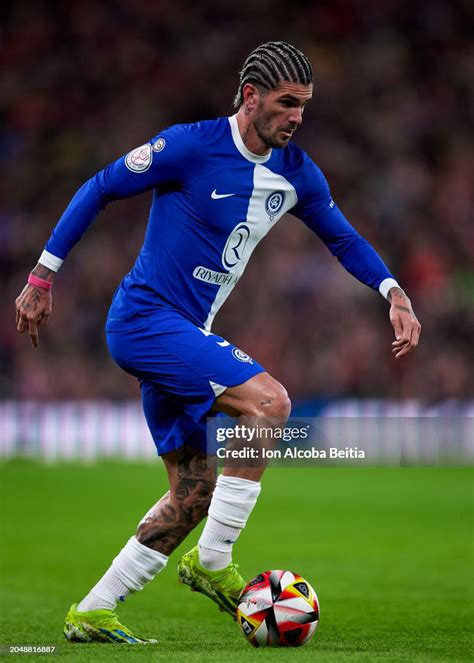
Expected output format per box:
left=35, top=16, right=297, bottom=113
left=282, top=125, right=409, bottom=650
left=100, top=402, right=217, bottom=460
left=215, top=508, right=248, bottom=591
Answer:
left=1, top=0, right=473, bottom=402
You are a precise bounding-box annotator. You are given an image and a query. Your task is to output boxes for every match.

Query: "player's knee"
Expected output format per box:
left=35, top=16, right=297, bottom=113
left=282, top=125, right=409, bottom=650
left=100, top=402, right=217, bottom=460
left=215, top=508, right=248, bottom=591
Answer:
left=250, top=384, right=292, bottom=421
left=269, top=388, right=292, bottom=420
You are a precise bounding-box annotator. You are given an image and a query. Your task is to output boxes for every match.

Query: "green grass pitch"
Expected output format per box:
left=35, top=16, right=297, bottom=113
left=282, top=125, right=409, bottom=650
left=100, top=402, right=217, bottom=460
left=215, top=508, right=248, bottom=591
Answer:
left=0, top=461, right=472, bottom=662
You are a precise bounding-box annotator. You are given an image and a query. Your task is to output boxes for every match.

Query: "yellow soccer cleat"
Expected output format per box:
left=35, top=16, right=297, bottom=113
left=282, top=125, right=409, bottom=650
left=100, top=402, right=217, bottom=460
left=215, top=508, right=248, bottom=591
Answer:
left=64, top=603, right=157, bottom=644
left=178, top=546, right=245, bottom=619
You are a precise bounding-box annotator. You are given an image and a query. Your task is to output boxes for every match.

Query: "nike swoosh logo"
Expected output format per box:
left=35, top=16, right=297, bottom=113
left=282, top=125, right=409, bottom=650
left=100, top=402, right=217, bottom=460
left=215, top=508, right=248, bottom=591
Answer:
left=211, top=190, right=235, bottom=199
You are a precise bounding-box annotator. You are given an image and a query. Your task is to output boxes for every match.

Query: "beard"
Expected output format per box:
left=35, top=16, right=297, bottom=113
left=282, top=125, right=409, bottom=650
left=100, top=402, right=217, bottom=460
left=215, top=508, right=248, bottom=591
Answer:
left=253, top=113, right=291, bottom=149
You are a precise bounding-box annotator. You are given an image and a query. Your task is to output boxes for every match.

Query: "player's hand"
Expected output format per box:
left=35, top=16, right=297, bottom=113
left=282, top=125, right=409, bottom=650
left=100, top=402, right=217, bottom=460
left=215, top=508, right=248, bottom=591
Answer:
left=388, top=287, right=421, bottom=359
left=15, top=283, right=53, bottom=348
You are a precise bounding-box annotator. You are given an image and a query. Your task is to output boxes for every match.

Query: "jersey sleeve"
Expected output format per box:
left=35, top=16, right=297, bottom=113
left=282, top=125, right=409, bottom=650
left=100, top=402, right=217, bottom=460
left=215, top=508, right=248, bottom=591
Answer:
left=292, top=153, right=397, bottom=295
left=43, top=123, right=200, bottom=265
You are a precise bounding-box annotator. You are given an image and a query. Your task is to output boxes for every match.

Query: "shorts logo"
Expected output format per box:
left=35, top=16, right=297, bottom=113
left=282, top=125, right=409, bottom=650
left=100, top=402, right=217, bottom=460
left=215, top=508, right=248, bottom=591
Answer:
left=265, top=191, right=286, bottom=221
left=152, top=137, right=166, bottom=152
left=125, top=144, right=152, bottom=172
left=232, top=348, right=253, bottom=364
left=222, top=223, right=250, bottom=270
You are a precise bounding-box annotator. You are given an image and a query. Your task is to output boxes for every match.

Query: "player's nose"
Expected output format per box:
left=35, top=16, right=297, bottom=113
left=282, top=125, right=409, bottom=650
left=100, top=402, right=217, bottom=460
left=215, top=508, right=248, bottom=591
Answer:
left=288, top=108, right=304, bottom=126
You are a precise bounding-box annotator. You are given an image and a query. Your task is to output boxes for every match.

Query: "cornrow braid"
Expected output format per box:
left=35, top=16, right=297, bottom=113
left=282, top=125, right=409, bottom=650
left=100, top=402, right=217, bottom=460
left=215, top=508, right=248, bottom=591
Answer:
left=234, top=41, right=313, bottom=108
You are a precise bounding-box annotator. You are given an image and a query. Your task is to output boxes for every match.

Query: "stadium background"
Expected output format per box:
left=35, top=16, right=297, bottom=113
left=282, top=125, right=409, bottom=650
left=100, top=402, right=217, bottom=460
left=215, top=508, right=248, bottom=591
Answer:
left=1, top=2, right=472, bottom=660
left=1, top=0, right=472, bottom=403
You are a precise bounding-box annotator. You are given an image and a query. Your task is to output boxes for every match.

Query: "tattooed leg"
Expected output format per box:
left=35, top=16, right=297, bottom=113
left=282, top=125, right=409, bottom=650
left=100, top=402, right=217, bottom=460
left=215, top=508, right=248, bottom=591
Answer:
left=136, top=445, right=217, bottom=555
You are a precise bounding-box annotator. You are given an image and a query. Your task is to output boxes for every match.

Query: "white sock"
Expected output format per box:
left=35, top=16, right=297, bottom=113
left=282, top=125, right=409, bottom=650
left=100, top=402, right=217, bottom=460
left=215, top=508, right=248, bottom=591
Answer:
left=198, top=475, right=261, bottom=571
left=77, top=536, right=168, bottom=612
left=198, top=517, right=240, bottom=570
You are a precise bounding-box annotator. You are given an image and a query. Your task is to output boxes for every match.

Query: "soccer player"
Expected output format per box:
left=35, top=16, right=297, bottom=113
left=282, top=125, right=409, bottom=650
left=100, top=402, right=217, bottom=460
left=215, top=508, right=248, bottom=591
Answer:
left=15, top=42, right=420, bottom=644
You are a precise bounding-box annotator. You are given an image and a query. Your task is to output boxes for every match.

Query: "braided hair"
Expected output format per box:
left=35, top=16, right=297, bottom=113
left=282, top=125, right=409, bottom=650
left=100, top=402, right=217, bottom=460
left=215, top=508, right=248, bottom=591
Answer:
left=234, top=41, right=313, bottom=108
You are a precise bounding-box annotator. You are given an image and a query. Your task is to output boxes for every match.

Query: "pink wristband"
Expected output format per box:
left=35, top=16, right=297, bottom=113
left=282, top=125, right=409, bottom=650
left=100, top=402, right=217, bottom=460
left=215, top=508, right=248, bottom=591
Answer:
left=28, top=273, right=52, bottom=290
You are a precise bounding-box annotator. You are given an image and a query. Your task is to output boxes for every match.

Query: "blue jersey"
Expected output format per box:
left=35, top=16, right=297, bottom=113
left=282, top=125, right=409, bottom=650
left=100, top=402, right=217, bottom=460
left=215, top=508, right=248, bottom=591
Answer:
left=43, top=115, right=395, bottom=330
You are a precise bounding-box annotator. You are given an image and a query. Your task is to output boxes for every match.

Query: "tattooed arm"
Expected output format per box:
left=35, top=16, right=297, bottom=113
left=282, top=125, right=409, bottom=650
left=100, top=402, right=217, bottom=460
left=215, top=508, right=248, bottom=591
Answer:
left=387, top=287, right=421, bottom=359
left=15, top=263, right=54, bottom=348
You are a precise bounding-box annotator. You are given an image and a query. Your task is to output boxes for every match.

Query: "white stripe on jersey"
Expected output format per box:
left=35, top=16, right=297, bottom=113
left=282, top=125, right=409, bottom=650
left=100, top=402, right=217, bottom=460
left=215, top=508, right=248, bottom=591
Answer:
left=204, top=163, right=298, bottom=330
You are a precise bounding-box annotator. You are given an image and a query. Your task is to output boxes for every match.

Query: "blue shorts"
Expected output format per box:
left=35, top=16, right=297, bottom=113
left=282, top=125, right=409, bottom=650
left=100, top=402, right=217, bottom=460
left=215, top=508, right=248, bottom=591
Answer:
left=106, top=309, right=265, bottom=456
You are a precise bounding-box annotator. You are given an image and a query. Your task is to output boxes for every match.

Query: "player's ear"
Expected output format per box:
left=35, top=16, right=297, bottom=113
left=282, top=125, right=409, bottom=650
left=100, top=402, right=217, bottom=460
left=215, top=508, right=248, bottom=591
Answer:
left=242, top=83, right=259, bottom=112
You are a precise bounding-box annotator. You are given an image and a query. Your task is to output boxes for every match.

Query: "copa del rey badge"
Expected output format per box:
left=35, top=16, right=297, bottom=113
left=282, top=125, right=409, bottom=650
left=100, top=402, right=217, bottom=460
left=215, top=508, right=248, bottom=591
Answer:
left=125, top=144, right=152, bottom=172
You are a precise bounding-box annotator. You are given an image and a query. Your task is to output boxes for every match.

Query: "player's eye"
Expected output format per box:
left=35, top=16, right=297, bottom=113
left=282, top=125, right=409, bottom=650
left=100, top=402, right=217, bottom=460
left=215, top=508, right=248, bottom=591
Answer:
left=279, top=99, right=308, bottom=110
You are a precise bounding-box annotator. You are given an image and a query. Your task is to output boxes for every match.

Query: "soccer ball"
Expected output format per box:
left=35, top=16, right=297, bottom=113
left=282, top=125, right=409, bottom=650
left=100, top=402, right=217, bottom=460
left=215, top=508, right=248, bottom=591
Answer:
left=236, top=570, right=319, bottom=647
